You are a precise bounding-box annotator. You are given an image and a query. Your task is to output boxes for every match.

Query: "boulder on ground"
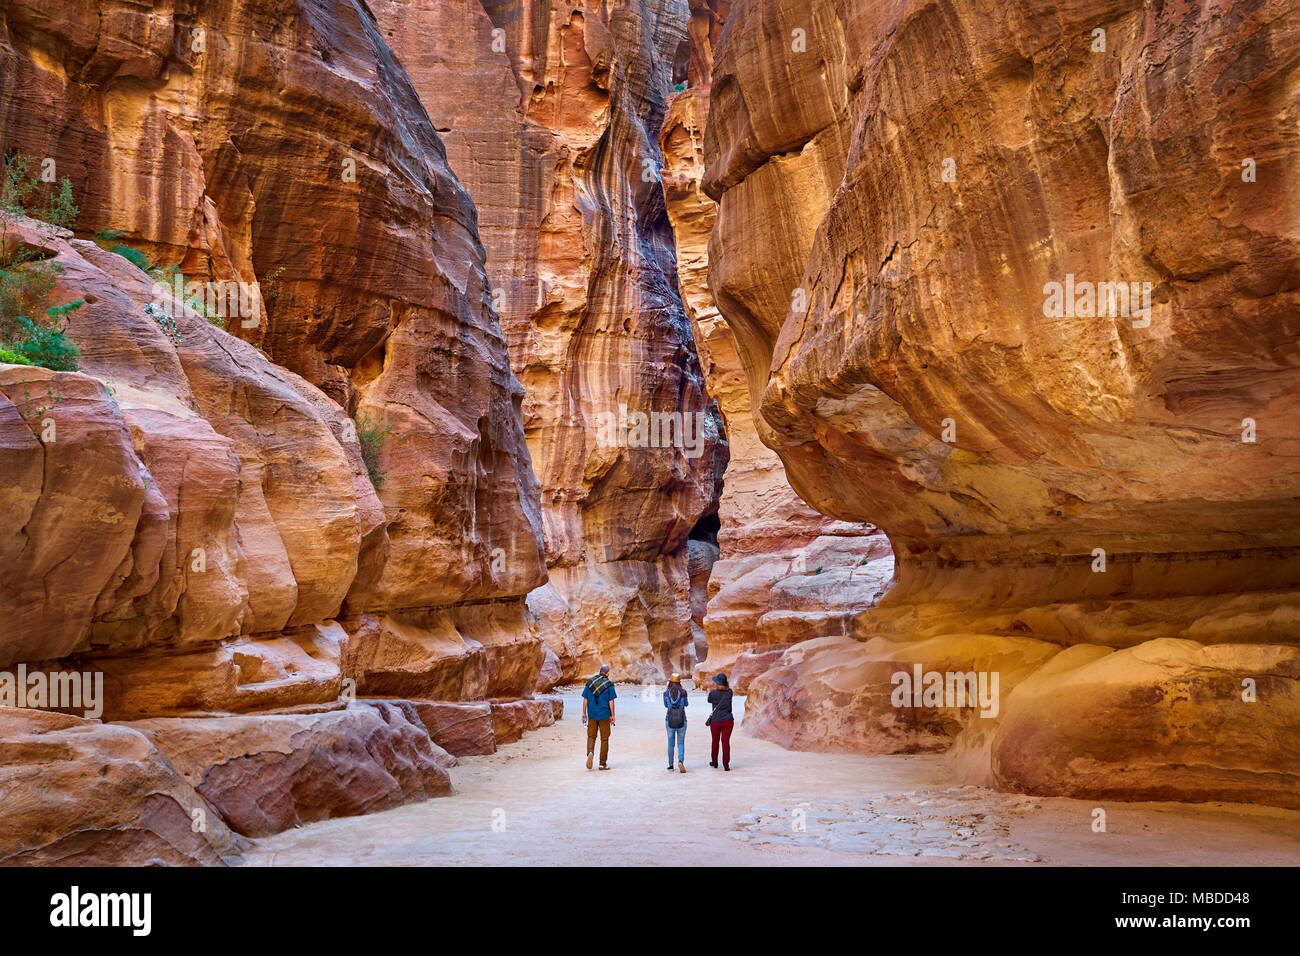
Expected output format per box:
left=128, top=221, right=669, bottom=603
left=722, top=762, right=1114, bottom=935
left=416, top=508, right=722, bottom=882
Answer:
left=0, top=708, right=242, bottom=866
left=406, top=700, right=496, bottom=757
left=126, top=701, right=453, bottom=838
left=993, top=639, right=1300, bottom=810
left=490, top=698, right=560, bottom=745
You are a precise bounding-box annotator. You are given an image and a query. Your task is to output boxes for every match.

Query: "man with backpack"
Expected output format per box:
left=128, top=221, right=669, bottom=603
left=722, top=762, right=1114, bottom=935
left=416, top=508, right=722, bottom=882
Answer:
left=663, top=672, right=689, bottom=772
left=582, top=664, right=617, bottom=770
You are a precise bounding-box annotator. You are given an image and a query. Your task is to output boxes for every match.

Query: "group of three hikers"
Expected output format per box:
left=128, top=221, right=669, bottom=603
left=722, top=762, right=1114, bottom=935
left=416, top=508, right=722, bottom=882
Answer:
left=580, top=665, right=735, bottom=772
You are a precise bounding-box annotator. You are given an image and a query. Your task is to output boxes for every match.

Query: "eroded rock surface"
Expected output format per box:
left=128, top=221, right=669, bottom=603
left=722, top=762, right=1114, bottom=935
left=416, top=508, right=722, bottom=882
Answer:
left=127, top=701, right=455, bottom=837
left=659, top=0, right=889, bottom=687
left=0, top=0, right=547, bottom=684
left=992, top=640, right=1300, bottom=809
left=0, top=220, right=383, bottom=667
left=745, top=634, right=1060, bottom=756
left=368, top=0, right=726, bottom=682
left=0, top=0, right=563, bottom=858
left=704, top=0, right=1300, bottom=807
left=0, top=708, right=242, bottom=866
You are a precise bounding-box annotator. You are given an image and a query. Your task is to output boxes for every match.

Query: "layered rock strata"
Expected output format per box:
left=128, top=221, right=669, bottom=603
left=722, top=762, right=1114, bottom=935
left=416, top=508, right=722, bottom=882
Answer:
left=0, top=0, right=561, bottom=859
left=0, top=0, right=547, bottom=683
left=705, top=0, right=1300, bottom=808
left=658, top=0, right=891, bottom=686
left=368, top=0, right=727, bottom=682
left=0, top=708, right=244, bottom=866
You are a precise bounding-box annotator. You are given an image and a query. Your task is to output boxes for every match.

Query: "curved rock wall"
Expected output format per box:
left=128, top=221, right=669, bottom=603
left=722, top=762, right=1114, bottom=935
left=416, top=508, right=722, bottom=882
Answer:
left=0, top=0, right=560, bottom=860
left=368, top=0, right=726, bottom=681
left=659, top=0, right=891, bottom=687
left=705, top=0, right=1300, bottom=806
left=0, top=0, right=548, bottom=692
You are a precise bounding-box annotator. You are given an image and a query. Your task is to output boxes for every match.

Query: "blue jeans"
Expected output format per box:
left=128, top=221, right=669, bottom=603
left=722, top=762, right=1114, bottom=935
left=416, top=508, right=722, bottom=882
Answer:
left=666, top=723, right=686, bottom=764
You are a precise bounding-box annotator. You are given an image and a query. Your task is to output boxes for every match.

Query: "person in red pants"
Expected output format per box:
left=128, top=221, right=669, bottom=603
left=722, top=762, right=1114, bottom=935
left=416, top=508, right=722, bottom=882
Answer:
left=707, top=673, right=735, bottom=771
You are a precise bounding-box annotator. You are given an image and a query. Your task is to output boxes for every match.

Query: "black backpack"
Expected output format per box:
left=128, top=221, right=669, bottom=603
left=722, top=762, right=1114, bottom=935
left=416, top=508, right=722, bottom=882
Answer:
left=666, top=690, right=686, bottom=729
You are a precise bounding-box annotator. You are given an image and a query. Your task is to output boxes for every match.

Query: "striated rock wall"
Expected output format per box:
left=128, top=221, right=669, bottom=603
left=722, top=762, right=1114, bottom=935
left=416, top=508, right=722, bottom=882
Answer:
left=369, top=0, right=726, bottom=682
left=705, top=0, right=1300, bottom=807
left=659, top=0, right=890, bottom=685
left=0, top=0, right=559, bottom=859
left=0, top=0, right=547, bottom=690
left=0, top=708, right=245, bottom=866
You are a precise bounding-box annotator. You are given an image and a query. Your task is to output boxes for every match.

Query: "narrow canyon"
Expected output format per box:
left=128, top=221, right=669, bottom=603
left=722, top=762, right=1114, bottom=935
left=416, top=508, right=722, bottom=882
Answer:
left=0, top=0, right=1296, bottom=867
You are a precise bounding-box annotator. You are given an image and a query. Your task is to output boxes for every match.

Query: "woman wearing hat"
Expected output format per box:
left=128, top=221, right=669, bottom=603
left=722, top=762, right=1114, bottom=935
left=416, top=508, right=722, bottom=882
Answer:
left=707, top=673, right=735, bottom=770
left=663, top=673, right=689, bottom=772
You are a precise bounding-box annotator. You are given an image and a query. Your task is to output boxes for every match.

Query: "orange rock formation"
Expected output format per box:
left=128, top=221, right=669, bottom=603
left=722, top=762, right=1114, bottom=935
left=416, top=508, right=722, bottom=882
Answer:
left=703, top=0, right=1300, bottom=808
left=368, top=0, right=727, bottom=681
left=0, top=0, right=1296, bottom=869
left=658, top=0, right=892, bottom=689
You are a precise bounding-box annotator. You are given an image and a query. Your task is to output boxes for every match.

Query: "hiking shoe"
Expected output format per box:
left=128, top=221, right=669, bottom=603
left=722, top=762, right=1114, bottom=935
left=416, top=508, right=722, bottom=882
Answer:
left=709, top=761, right=718, bottom=768
left=586, top=753, right=593, bottom=770
left=678, top=762, right=686, bottom=773
left=599, top=764, right=610, bottom=770
left=723, top=765, right=730, bottom=771
left=667, top=765, right=674, bottom=771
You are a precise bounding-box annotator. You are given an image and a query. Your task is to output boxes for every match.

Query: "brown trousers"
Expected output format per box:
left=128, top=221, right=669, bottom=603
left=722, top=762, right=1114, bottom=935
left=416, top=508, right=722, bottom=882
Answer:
left=586, top=718, right=611, bottom=765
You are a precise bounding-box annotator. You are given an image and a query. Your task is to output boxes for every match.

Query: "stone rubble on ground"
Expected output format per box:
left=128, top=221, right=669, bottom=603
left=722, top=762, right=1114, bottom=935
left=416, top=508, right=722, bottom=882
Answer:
left=732, top=787, right=1044, bottom=863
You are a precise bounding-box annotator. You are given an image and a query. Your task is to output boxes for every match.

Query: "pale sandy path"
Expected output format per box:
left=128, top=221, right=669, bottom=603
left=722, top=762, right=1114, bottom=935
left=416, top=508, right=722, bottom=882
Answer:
left=242, top=685, right=1300, bottom=867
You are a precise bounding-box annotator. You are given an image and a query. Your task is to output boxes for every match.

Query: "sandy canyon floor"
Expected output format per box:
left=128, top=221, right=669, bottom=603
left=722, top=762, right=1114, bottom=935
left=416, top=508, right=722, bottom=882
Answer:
left=242, top=686, right=1300, bottom=867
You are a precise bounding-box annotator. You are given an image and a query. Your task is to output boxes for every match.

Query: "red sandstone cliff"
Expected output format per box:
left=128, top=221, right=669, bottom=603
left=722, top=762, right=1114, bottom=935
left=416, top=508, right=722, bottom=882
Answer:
left=0, top=0, right=559, bottom=862
left=658, top=0, right=892, bottom=689
left=1, top=0, right=1297, bottom=868
left=368, top=0, right=726, bottom=681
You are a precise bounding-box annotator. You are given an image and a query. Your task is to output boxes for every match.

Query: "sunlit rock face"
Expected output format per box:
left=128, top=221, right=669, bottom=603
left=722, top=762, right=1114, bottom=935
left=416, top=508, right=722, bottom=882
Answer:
left=0, top=218, right=383, bottom=668
left=0, top=0, right=560, bottom=856
left=705, top=0, right=1300, bottom=806
left=0, top=708, right=244, bottom=866
left=658, top=0, right=890, bottom=687
left=0, top=0, right=547, bottom=685
left=369, top=0, right=726, bottom=681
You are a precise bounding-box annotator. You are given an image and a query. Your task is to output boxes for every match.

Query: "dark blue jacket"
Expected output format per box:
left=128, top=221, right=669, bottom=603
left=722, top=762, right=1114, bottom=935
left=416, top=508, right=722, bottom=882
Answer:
left=707, top=687, right=734, bottom=723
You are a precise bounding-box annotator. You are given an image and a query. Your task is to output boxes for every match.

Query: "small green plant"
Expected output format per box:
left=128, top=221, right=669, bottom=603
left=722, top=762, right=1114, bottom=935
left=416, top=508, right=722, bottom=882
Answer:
left=0, top=255, right=60, bottom=336
left=145, top=302, right=181, bottom=342
left=149, top=263, right=226, bottom=328
left=187, top=290, right=225, bottom=329
left=355, top=410, right=392, bottom=489
left=44, top=178, right=78, bottom=232
left=0, top=346, right=32, bottom=365
left=109, top=242, right=151, bottom=272
left=261, top=264, right=287, bottom=302
left=6, top=312, right=80, bottom=371
left=2, top=154, right=78, bottom=229
left=0, top=155, right=82, bottom=350
left=45, top=299, right=84, bottom=321
left=21, top=384, right=64, bottom=420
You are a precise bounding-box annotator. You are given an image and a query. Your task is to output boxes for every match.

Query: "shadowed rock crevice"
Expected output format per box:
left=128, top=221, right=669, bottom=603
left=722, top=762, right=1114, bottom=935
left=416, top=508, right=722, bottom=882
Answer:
left=367, top=0, right=727, bottom=682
